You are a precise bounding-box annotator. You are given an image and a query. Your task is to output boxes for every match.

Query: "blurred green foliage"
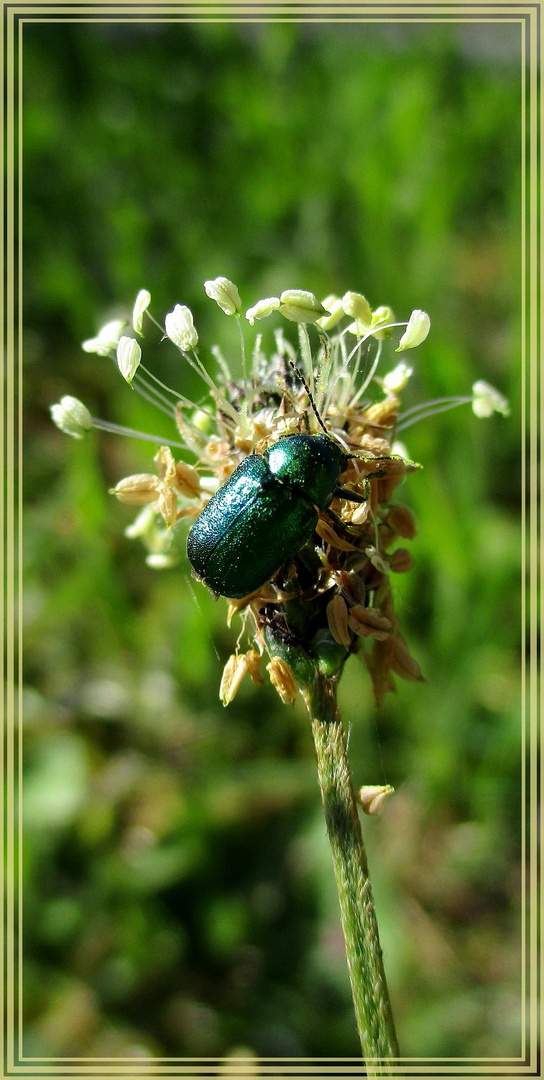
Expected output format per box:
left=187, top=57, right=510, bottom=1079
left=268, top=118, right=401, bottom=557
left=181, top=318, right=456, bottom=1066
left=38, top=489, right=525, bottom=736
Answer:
left=21, top=18, right=522, bottom=1061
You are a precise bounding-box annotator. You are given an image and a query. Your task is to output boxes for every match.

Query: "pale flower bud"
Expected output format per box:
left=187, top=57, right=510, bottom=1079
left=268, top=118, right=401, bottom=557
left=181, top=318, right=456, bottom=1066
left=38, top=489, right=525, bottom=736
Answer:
left=154, top=445, right=177, bottom=484
left=175, top=459, right=202, bottom=498
left=110, top=474, right=161, bottom=505
left=204, top=277, right=241, bottom=315
left=346, top=320, right=373, bottom=339
left=348, top=604, right=393, bottom=640
left=124, top=505, right=156, bottom=538
left=326, top=594, right=351, bottom=648
left=146, top=553, right=178, bottom=569
left=50, top=396, right=93, bottom=438
left=364, top=546, right=391, bottom=574
left=116, top=336, right=142, bottom=384
left=245, top=297, right=280, bottom=325
left=245, top=650, right=263, bottom=685
left=82, top=319, right=126, bottom=356
left=383, top=362, right=413, bottom=394
left=396, top=309, right=430, bottom=351
left=385, top=503, right=417, bottom=539
left=156, top=486, right=178, bottom=528
left=278, top=290, right=326, bottom=324
left=357, top=784, right=395, bottom=816
left=389, top=632, right=423, bottom=682
left=191, top=408, right=214, bottom=434
left=362, top=398, right=400, bottom=426
left=389, top=548, right=414, bottom=573
left=266, top=657, right=298, bottom=705
left=472, top=380, right=510, bottom=418
left=391, top=439, right=410, bottom=459
left=124, top=506, right=178, bottom=568
left=317, top=295, right=345, bottom=330
left=342, top=291, right=372, bottom=327
left=220, top=650, right=262, bottom=706
left=220, top=654, right=251, bottom=706
left=165, top=304, right=199, bottom=351
left=370, top=305, right=395, bottom=336
left=132, top=289, right=151, bottom=334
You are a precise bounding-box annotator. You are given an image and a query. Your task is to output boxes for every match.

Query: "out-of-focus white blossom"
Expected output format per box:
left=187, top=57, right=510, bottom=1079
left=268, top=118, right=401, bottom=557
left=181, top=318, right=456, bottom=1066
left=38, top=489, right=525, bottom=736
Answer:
left=82, top=319, right=126, bottom=356
left=472, top=380, right=510, bottom=418
left=50, top=396, right=93, bottom=438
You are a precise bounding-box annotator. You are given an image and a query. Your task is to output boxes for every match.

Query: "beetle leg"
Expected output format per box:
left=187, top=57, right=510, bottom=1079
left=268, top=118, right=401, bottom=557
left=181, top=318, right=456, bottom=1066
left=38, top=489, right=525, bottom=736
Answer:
left=334, top=474, right=386, bottom=504
left=335, top=485, right=364, bottom=504
left=322, top=507, right=364, bottom=536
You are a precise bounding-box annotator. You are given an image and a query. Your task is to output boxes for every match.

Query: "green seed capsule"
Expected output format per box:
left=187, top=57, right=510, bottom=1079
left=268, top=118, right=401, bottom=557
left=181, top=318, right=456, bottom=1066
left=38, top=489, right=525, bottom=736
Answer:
left=186, top=433, right=349, bottom=599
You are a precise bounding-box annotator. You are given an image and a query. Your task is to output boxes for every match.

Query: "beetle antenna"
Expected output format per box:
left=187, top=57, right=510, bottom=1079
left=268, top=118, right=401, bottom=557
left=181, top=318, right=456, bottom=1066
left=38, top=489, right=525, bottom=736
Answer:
left=288, top=360, right=328, bottom=436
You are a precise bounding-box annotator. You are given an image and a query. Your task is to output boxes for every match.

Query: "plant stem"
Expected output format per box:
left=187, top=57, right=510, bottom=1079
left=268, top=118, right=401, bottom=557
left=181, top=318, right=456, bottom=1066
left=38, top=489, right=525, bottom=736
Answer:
left=302, top=673, right=399, bottom=1065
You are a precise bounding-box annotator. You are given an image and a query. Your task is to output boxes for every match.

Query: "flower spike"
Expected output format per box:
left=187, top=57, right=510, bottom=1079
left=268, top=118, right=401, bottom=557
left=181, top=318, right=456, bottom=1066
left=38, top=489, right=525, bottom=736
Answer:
left=51, top=279, right=507, bottom=709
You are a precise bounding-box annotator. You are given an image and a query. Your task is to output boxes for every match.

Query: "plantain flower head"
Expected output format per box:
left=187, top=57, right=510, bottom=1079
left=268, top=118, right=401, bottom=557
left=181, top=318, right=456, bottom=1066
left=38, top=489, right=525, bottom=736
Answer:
left=50, top=278, right=508, bottom=707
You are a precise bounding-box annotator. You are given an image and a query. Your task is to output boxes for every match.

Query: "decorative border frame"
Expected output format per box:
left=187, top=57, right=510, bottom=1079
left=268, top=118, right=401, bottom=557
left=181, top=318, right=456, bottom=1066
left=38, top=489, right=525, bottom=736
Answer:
left=3, top=5, right=540, bottom=1077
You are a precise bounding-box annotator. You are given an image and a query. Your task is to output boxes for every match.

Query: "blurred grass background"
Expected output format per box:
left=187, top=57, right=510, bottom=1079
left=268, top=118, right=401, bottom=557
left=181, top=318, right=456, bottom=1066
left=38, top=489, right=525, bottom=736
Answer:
left=22, top=17, right=522, bottom=1061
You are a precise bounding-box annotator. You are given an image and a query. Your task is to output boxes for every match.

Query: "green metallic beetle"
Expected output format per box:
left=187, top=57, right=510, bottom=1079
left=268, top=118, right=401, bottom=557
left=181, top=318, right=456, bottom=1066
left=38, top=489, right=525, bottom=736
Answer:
left=186, top=431, right=367, bottom=599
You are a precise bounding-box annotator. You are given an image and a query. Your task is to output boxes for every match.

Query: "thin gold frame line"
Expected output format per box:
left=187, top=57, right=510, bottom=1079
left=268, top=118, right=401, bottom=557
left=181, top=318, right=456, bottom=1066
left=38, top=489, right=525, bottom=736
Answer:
left=6, top=3, right=542, bottom=14
left=519, top=7, right=527, bottom=1069
left=18, top=12, right=25, bottom=1071
left=0, top=0, right=6, bottom=1075
left=5, top=3, right=16, bottom=1076
left=527, top=2, right=540, bottom=1075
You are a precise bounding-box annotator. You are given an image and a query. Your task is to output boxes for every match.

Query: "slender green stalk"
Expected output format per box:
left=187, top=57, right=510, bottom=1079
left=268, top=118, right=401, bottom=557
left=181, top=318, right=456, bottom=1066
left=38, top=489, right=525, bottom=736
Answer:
left=302, top=674, right=399, bottom=1066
